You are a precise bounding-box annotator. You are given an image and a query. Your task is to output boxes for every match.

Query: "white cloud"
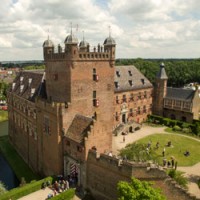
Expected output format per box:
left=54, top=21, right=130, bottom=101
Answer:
left=0, top=0, right=200, bottom=60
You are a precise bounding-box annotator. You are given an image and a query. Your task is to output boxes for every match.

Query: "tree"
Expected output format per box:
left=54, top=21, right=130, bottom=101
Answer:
left=119, top=143, right=157, bottom=162
left=117, top=178, right=166, bottom=200
left=0, top=181, right=7, bottom=195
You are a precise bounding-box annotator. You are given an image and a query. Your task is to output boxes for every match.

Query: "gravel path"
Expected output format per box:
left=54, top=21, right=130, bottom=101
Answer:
left=112, top=124, right=200, bottom=198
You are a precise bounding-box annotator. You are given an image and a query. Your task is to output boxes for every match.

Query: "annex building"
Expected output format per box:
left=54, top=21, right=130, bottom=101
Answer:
left=7, top=32, right=153, bottom=185
left=153, top=63, right=200, bottom=123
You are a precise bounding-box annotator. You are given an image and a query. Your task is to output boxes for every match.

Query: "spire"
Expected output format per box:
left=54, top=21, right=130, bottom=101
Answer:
left=47, top=28, right=50, bottom=40
left=70, top=22, right=72, bottom=35
left=157, top=63, right=168, bottom=79
left=82, top=30, right=85, bottom=42
left=108, top=25, right=111, bottom=37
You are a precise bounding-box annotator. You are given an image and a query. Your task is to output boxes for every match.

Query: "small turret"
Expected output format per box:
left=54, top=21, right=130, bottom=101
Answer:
left=64, top=31, right=78, bottom=57
left=103, top=33, right=116, bottom=60
left=43, top=38, right=54, bottom=59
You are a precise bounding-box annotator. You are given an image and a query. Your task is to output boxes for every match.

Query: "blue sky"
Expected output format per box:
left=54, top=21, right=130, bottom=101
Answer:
left=0, top=0, right=200, bottom=61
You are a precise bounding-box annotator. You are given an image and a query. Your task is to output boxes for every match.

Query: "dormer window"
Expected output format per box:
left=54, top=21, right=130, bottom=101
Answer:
left=128, top=70, right=132, bottom=76
left=116, top=71, right=120, bottom=77
left=12, top=83, right=16, bottom=90
left=20, top=85, right=24, bottom=93
left=141, top=78, right=145, bottom=85
left=28, top=78, right=32, bottom=86
left=20, top=76, right=24, bottom=82
left=129, top=80, right=133, bottom=86
left=31, top=88, right=35, bottom=97
left=114, top=82, right=119, bottom=89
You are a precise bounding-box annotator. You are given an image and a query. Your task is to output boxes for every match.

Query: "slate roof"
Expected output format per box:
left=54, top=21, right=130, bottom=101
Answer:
left=165, top=88, right=195, bottom=101
left=9, top=70, right=46, bottom=101
left=65, top=114, right=93, bottom=144
left=114, top=65, right=153, bottom=93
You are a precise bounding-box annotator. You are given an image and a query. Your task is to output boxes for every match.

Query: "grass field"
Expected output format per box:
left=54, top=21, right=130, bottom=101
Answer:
left=0, top=110, right=8, bottom=122
left=135, top=133, right=200, bottom=166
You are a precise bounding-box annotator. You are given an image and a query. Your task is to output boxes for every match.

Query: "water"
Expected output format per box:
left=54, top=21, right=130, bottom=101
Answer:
left=0, top=121, right=19, bottom=190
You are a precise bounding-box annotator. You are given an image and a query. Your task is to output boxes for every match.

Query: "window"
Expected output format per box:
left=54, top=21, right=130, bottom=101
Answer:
left=137, top=107, right=140, bottom=114
left=128, top=70, right=132, bottom=76
left=116, top=96, right=119, bottom=104
left=122, top=95, right=126, bottom=102
left=130, top=93, right=134, bottom=101
left=93, top=91, right=99, bottom=107
left=114, top=82, right=119, bottom=89
left=93, top=68, right=98, bottom=81
left=144, top=91, right=147, bottom=98
left=93, top=91, right=96, bottom=99
left=66, top=140, right=70, bottom=146
left=129, top=80, right=133, bottom=86
left=77, top=146, right=83, bottom=152
left=116, top=71, right=120, bottom=77
left=138, top=92, right=141, bottom=100
left=129, top=108, right=133, bottom=116
left=143, top=105, right=146, bottom=113
left=115, top=112, right=119, bottom=121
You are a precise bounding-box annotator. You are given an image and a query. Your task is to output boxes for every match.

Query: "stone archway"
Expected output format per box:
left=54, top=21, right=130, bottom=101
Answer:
left=64, top=157, right=81, bottom=186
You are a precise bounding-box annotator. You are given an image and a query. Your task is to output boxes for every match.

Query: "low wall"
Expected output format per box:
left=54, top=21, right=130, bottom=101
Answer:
left=86, top=150, right=200, bottom=200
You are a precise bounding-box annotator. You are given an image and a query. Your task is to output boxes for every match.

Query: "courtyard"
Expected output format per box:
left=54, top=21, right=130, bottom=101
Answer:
left=112, top=124, right=200, bottom=198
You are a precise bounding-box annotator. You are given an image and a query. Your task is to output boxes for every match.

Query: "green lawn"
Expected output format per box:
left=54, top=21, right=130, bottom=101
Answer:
left=135, top=133, right=200, bottom=166
left=0, top=111, right=8, bottom=122
left=0, top=136, right=40, bottom=182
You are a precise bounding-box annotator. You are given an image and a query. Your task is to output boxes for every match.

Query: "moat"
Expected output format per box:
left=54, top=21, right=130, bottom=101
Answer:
left=0, top=121, right=19, bottom=190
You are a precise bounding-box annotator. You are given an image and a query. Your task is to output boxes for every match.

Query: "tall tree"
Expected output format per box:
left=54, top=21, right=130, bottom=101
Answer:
left=117, top=178, right=166, bottom=200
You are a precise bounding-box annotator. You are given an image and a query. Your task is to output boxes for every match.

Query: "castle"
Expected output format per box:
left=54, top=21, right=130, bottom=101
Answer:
left=7, top=29, right=200, bottom=199
left=7, top=31, right=153, bottom=186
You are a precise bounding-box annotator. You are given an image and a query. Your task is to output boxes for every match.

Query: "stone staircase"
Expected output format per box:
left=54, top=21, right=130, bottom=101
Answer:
left=113, top=120, right=141, bottom=136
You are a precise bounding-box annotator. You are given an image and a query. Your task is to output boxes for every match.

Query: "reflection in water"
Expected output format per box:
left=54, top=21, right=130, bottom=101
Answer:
left=0, top=121, right=19, bottom=189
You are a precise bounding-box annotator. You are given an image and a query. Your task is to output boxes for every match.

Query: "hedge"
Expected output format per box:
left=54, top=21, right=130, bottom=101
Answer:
left=148, top=115, right=200, bottom=136
left=51, top=188, right=75, bottom=200
left=0, top=176, right=53, bottom=200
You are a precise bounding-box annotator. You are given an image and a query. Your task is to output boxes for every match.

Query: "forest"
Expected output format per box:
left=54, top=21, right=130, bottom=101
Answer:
left=116, top=58, right=200, bottom=87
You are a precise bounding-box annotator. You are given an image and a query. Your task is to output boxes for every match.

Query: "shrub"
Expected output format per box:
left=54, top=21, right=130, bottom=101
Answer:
left=182, top=128, right=190, bottom=134
left=51, top=188, right=75, bottom=200
left=172, top=125, right=181, bottom=132
left=0, top=177, right=53, bottom=200
left=168, top=169, right=188, bottom=188
left=0, top=181, right=7, bottom=195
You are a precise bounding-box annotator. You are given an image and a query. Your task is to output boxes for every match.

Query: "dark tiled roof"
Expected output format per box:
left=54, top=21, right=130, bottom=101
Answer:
left=65, top=114, right=93, bottom=143
left=165, top=88, right=195, bottom=101
left=9, top=70, right=46, bottom=101
left=114, top=65, right=152, bottom=93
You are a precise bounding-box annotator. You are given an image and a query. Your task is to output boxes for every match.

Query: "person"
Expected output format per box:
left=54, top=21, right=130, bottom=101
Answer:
left=171, top=158, right=175, bottom=168
left=167, top=141, right=172, bottom=147
left=167, top=160, right=171, bottom=168
left=184, top=150, right=190, bottom=157
left=163, top=158, right=167, bottom=167
left=108, top=151, right=113, bottom=157
left=162, top=148, right=165, bottom=157
left=123, top=135, right=125, bottom=143
left=156, top=142, right=159, bottom=149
